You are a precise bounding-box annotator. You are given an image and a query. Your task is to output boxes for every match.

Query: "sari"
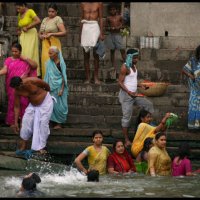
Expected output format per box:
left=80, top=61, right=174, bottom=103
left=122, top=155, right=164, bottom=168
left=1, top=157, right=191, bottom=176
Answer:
left=4, top=57, right=36, bottom=125
left=107, top=149, right=136, bottom=173
left=131, top=123, right=156, bottom=158
left=44, top=51, right=68, bottom=124
left=40, top=16, right=64, bottom=79
left=18, top=9, right=40, bottom=76
left=183, top=56, right=200, bottom=129
left=83, top=145, right=110, bottom=175
left=147, top=145, right=171, bottom=176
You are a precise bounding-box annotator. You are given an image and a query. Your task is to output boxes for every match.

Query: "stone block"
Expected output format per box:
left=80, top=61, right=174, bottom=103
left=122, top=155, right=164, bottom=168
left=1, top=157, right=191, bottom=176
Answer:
left=156, top=49, right=193, bottom=61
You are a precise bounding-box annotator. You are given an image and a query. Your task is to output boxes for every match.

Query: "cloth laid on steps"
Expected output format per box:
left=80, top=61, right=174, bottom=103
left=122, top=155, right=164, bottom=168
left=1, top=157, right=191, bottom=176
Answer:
left=16, top=149, right=35, bottom=160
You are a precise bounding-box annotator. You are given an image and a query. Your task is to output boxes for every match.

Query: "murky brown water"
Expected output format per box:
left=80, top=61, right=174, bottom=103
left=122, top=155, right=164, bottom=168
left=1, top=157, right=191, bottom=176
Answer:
left=0, top=166, right=200, bottom=198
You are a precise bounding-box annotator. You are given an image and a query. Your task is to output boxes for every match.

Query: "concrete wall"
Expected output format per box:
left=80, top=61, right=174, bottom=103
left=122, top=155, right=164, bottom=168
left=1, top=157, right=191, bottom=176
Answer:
left=130, top=3, right=200, bottom=37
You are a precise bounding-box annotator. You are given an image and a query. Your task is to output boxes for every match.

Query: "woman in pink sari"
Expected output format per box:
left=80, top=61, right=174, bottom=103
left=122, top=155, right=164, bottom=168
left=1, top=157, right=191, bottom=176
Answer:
left=0, top=42, right=37, bottom=126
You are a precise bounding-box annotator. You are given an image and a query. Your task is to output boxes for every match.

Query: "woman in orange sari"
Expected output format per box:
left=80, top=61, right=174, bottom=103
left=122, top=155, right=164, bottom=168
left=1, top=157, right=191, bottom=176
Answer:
left=107, top=140, right=136, bottom=174
left=39, top=3, right=67, bottom=79
left=131, top=109, right=171, bottom=158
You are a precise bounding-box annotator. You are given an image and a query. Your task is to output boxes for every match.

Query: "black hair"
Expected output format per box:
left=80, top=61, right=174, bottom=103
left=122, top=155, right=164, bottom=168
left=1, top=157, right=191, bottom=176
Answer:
left=108, top=3, right=120, bottom=11
left=126, top=48, right=139, bottom=55
left=31, top=173, right=41, bottom=184
left=15, top=2, right=27, bottom=7
left=135, top=109, right=151, bottom=131
left=155, top=132, right=166, bottom=141
left=140, top=137, right=153, bottom=161
left=113, top=139, right=124, bottom=151
left=92, top=130, right=103, bottom=138
left=22, top=173, right=41, bottom=191
left=48, top=3, right=58, bottom=11
left=87, top=170, right=99, bottom=182
left=178, top=142, right=191, bottom=160
left=11, top=42, right=22, bottom=52
left=10, top=76, right=22, bottom=88
left=195, top=45, right=200, bottom=61
left=22, top=177, right=36, bottom=191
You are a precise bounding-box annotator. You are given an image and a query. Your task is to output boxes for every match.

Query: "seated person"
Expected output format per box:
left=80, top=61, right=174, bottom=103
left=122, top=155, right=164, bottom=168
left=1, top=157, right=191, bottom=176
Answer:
left=74, top=130, right=110, bottom=175
left=172, top=142, right=195, bottom=176
left=135, top=137, right=153, bottom=173
left=147, top=132, right=172, bottom=176
left=131, top=109, right=171, bottom=158
left=17, top=172, right=42, bottom=197
left=107, top=140, right=136, bottom=174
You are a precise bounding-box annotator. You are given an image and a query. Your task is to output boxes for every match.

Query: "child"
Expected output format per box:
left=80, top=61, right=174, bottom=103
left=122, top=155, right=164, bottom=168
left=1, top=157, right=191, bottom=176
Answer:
left=172, top=143, right=195, bottom=176
left=105, top=3, right=126, bottom=76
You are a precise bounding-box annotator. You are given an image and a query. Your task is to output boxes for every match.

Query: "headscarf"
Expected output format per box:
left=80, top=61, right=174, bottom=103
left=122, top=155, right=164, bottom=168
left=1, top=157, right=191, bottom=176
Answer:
left=125, top=49, right=139, bottom=69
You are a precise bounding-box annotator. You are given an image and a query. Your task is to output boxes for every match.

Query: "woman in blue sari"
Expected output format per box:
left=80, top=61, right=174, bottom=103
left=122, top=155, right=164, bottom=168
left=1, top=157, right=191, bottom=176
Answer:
left=182, top=45, right=200, bottom=129
left=44, top=46, right=68, bottom=129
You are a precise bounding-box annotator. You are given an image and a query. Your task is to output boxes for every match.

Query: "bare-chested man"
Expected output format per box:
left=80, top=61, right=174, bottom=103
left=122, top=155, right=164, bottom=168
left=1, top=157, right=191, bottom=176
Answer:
left=80, top=2, right=104, bottom=85
left=10, top=76, right=54, bottom=154
left=105, top=3, right=126, bottom=75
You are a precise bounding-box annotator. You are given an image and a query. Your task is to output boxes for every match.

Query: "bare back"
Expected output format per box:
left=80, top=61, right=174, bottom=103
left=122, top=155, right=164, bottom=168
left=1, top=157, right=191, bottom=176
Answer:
left=81, top=2, right=102, bottom=21
left=15, top=77, right=50, bottom=106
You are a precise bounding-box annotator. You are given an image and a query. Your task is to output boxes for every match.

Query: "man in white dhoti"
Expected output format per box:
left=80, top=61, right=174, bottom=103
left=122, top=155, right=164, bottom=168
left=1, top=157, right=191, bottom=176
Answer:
left=80, top=2, right=104, bottom=85
left=10, top=76, right=53, bottom=155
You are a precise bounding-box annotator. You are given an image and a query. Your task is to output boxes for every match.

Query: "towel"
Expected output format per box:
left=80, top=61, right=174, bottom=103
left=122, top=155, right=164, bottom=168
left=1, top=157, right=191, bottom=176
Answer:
left=81, top=19, right=100, bottom=53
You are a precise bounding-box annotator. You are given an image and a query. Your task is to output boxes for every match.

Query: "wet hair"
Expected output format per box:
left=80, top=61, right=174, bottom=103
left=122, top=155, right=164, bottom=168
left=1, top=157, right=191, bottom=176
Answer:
left=31, top=173, right=41, bottom=184
left=11, top=42, right=22, bottom=52
left=195, top=45, right=200, bottom=61
left=48, top=3, right=58, bottom=11
left=10, top=76, right=22, bottom=88
left=135, top=109, right=151, bottom=131
left=155, top=132, right=166, bottom=141
left=92, top=130, right=103, bottom=138
left=178, top=142, right=191, bottom=160
left=15, top=2, right=27, bottom=7
left=87, top=170, right=99, bottom=182
left=113, top=139, right=124, bottom=151
left=140, top=137, right=153, bottom=161
left=22, top=173, right=41, bottom=191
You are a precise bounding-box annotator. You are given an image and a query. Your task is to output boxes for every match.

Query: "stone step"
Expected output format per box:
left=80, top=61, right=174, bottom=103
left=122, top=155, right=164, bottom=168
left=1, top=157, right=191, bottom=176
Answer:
left=1, top=127, right=198, bottom=141
left=139, top=48, right=193, bottom=61
left=3, top=3, right=110, bottom=18
left=66, top=67, right=186, bottom=84
left=0, top=130, right=200, bottom=158
left=67, top=93, right=189, bottom=107
left=68, top=82, right=188, bottom=93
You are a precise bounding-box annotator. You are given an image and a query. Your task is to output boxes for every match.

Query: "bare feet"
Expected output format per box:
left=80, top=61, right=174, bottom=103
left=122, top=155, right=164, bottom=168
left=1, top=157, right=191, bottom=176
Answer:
left=84, top=79, right=90, bottom=84
left=53, top=124, right=62, bottom=130
left=38, top=149, right=47, bottom=155
left=94, top=79, right=101, bottom=85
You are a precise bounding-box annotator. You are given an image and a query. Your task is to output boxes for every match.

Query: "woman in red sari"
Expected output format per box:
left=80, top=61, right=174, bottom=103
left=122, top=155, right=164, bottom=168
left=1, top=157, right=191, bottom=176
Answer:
left=107, top=140, right=136, bottom=174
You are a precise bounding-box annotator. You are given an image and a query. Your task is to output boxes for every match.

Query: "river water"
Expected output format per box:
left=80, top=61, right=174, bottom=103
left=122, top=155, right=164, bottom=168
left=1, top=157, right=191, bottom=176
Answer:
left=0, top=165, right=200, bottom=198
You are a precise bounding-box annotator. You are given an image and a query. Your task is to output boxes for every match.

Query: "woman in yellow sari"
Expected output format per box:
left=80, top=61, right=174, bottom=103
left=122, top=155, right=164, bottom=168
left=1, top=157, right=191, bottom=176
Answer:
left=147, top=132, right=172, bottom=176
left=74, top=130, right=110, bottom=175
left=131, top=109, right=171, bottom=158
left=16, top=3, right=41, bottom=77
left=39, top=3, right=67, bottom=79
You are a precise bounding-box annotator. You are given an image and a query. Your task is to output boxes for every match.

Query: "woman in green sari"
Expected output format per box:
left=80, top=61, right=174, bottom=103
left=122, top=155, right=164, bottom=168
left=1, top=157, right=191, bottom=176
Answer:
left=44, top=46, right=68, bottom=129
